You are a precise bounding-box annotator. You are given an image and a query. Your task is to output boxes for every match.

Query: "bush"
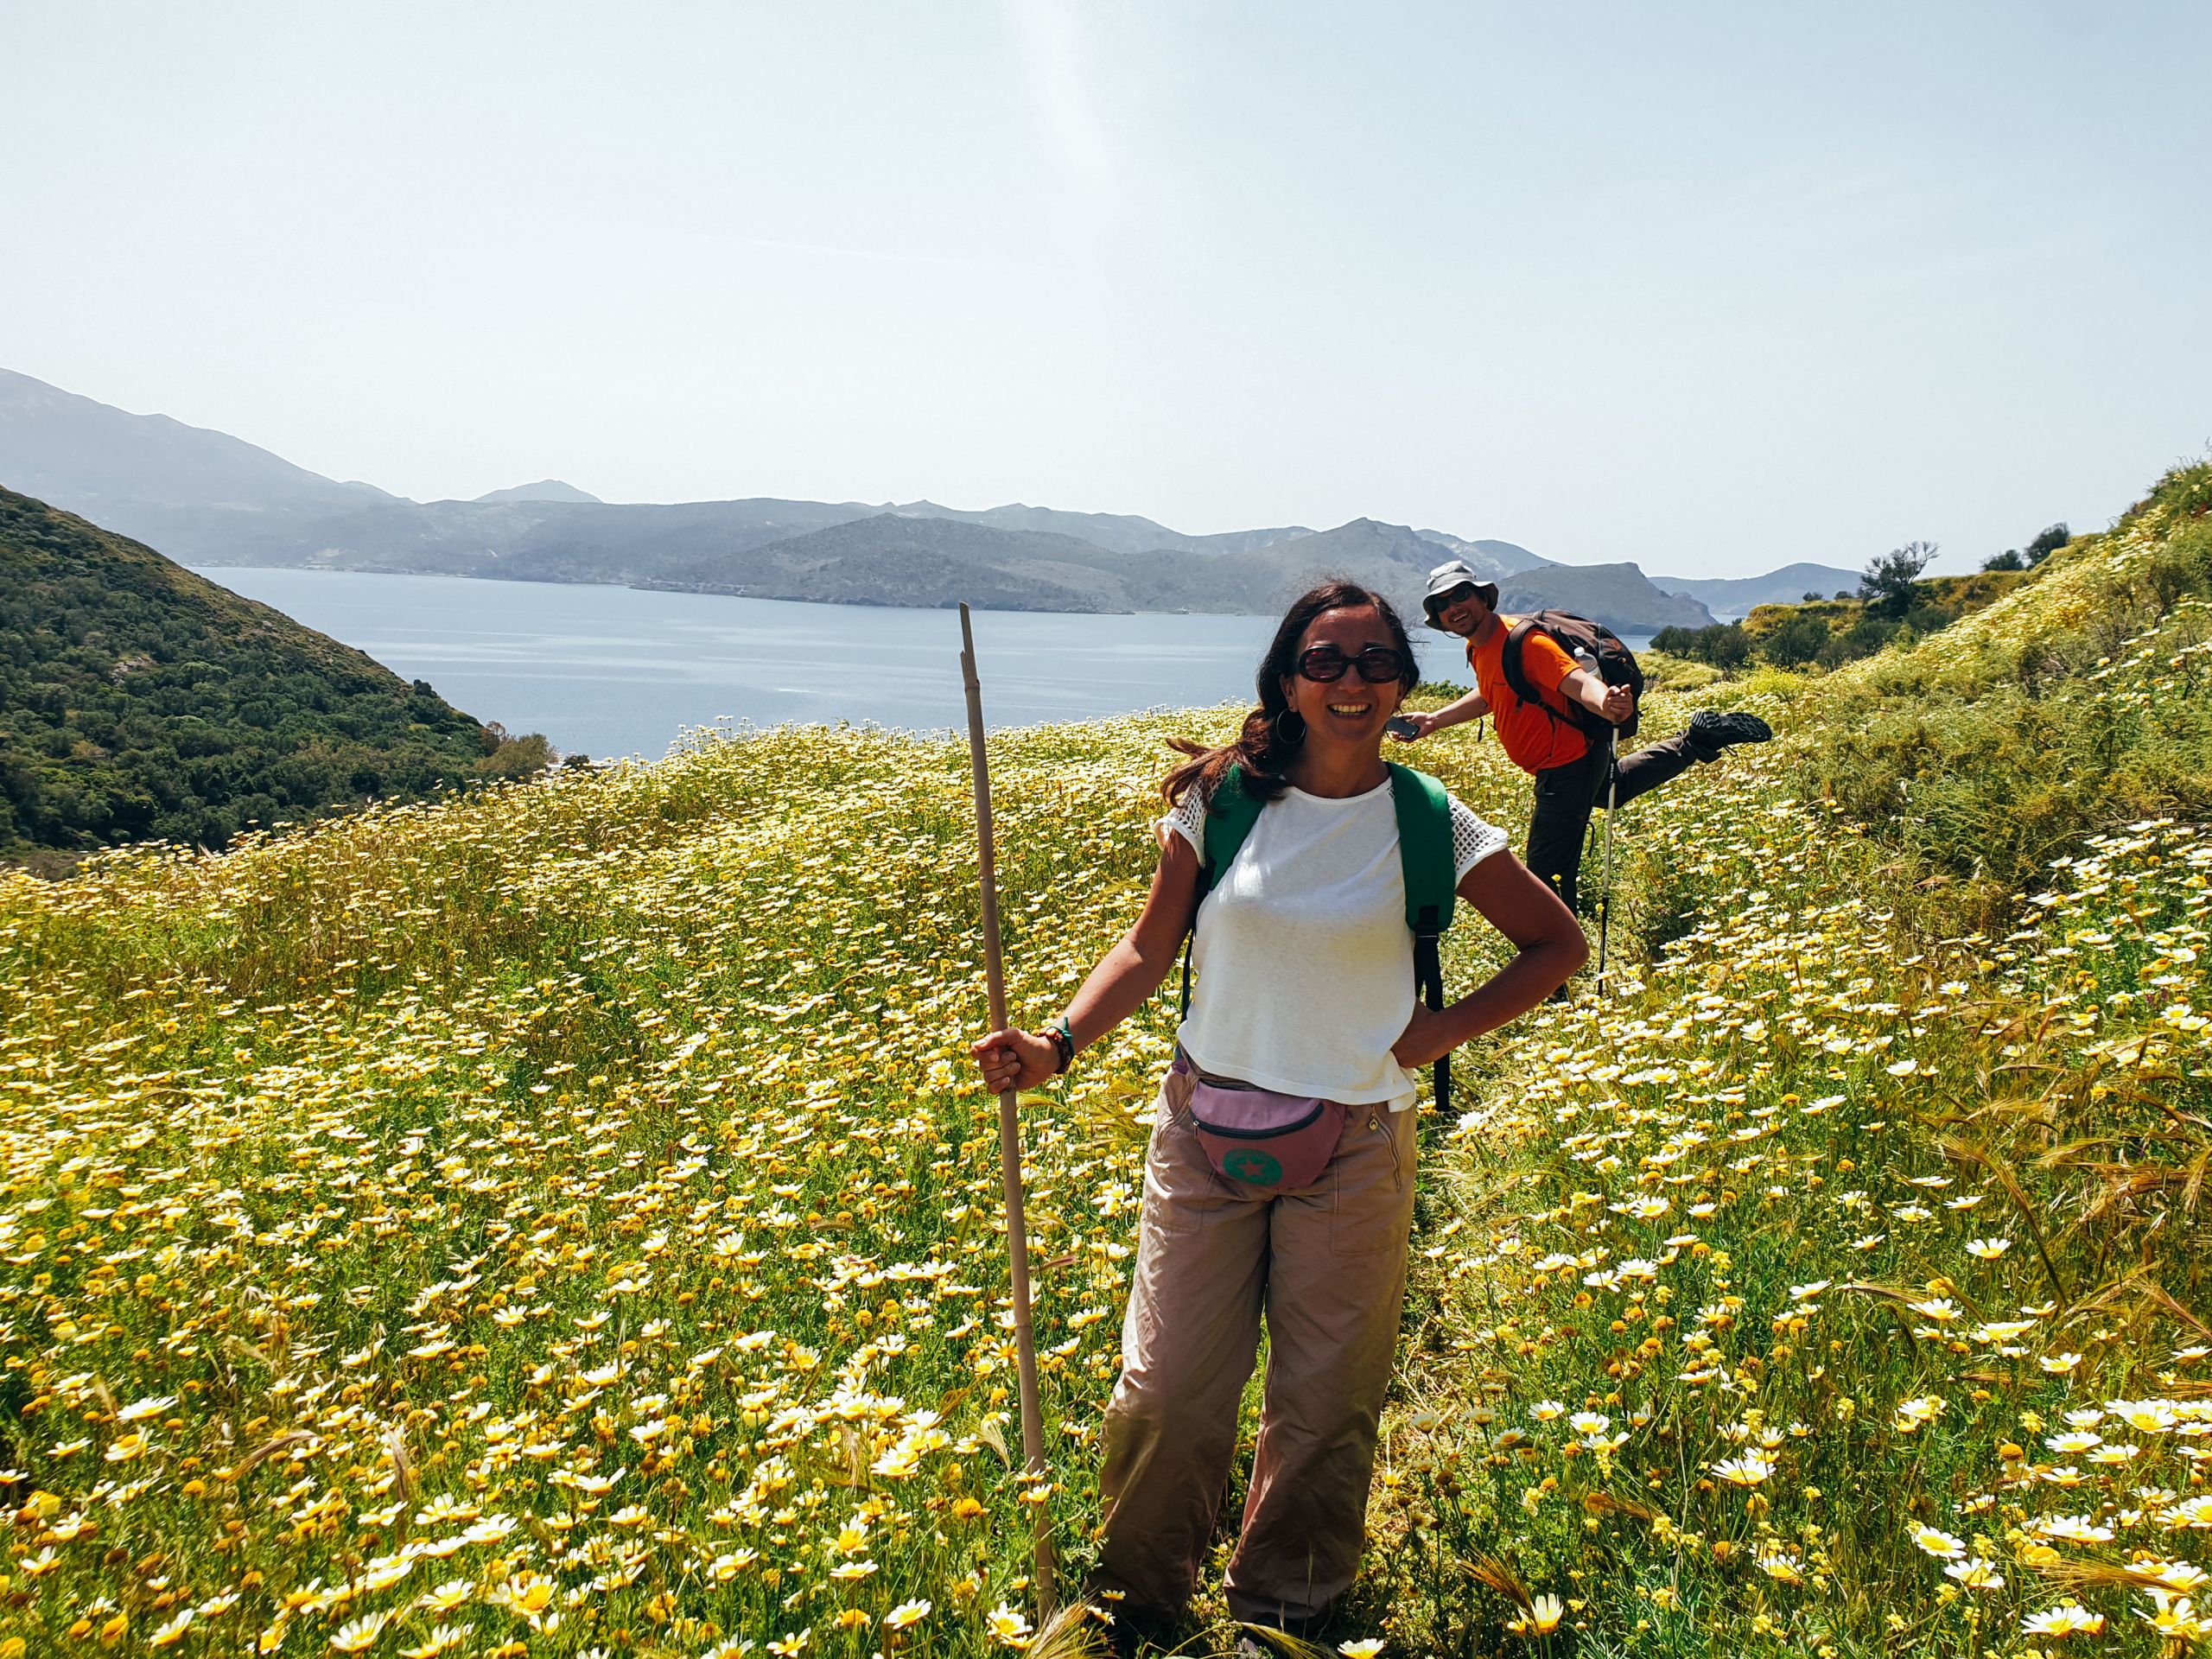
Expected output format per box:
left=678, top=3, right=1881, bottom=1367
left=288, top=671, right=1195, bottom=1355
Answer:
left=1649, top=621, right=1751, bottom=671
left=1758, top=608, right=1830, bottom=668
left=1799, top=459, right=2212, bottom=907
left=1859, top=539, right=1936, bottom=617
left=1, top=486, right=549, bottom=857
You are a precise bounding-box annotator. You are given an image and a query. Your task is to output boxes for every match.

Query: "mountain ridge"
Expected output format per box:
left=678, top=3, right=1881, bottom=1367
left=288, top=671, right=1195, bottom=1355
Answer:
left=474, top=479, right=601, bottom=505
left=2, top=365, right=1713, bottom=628
left=1649, top=562, right=1864, bottom=620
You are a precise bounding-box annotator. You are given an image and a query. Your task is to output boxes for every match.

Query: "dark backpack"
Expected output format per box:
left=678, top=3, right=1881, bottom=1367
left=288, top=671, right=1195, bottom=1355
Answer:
left=1500, top=611, right=1644, bottom=742
left=1178, top=760, right=1463, bottom=1108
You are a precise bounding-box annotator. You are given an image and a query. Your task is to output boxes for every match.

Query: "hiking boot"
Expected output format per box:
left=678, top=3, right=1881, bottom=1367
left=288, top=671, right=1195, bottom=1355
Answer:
left=1687, top=709, right=1772, bottom=761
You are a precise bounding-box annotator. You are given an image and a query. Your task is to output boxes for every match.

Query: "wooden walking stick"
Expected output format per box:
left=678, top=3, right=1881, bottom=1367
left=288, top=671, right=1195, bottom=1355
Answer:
left=1597, top=723, right=1619, bottom=994
left=957, top=602, right=1058, bottom=1616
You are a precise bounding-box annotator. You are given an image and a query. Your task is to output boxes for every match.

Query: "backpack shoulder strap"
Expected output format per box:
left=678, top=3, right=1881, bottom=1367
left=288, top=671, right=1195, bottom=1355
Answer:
left=1386, top=762, right=1459, bottom=1109
left=1385, top=762, right=1456, bottom=935
left=1501, top=613, right=1581, bottom=733
left=1179, top=762, right=1267, bottom=1018
left=1201, top=762, right=1266, bottom=886
left=1499, top=616, right=1543, bottom=710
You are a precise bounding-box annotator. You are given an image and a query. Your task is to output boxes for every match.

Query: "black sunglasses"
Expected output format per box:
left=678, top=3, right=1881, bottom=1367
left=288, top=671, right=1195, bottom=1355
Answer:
left=1295, top=645, right=1409, bottom=684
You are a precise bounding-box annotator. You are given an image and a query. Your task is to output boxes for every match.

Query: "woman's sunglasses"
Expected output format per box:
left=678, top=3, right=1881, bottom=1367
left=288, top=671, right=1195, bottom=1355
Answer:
left=1296, top=645, right=1409, bottom=684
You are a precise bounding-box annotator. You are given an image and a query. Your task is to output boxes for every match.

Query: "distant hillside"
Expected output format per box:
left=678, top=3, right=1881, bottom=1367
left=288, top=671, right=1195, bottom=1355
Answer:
left=0, top=364, right=1770, bottom=626
left=880, top=500, right=1313, bottom=556
left=1499, top=563, right=1716, bottom=632
left=1186, top=518, right=1456, bottom=619
left=1414, top=531, right=1554, bottom=581
left=0, top=487, right=530, bottom=856
left=0, top=366, right=395, bottom=563
left=474, top=479, right=601, bottom=505
left=195, top=495, right=886, bottom=584
left=1649, top=561, right=1859, bottom=620
left=654, top=512, right=1158, bottom=612
left=1179, top=524, right=1319, bottom=555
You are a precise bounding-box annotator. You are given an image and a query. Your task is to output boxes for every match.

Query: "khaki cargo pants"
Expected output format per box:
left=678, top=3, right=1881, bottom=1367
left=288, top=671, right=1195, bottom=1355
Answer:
left=1091, top=1064, right=1418, bottom=1629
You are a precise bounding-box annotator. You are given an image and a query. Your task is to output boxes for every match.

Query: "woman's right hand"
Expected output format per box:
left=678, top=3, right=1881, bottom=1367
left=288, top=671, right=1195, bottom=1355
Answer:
left=969, top=1027, right=1059, bottom=1095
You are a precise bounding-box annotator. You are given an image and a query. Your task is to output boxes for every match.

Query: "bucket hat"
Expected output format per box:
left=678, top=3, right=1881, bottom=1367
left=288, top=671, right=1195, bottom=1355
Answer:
left=1421, top=560, right=1498, bottom=631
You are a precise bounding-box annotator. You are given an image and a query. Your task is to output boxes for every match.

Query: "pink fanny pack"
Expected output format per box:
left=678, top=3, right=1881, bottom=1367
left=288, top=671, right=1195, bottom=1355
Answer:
left=1175, top=1051, right=1348, bottom=1192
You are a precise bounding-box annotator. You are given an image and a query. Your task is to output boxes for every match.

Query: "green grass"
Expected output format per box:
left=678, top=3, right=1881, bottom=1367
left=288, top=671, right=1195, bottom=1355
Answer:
left=0, top=461, right=2207, bottom=1656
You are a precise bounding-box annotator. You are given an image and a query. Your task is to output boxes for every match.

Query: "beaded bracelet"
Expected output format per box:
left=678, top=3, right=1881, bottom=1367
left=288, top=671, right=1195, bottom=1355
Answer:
left=1045, top=1018, right=1075, bottom=1076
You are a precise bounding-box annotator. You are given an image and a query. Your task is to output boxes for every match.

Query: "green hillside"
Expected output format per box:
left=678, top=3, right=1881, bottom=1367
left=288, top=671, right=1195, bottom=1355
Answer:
left=0, top=460, right=2205, bottom=1655
left=0, top=486, right=538, bottom=859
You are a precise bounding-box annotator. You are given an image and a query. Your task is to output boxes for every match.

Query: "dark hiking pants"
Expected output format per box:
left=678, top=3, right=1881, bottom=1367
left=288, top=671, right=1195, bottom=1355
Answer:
left=1526, top=730, right=1702, bottom=914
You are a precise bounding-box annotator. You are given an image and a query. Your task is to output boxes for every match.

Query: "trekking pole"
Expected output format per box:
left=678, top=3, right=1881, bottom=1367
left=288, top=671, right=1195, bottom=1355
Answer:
left=957, top=603, right=1058, bottom=1617
left=1596, top=724, right=1619, bottom=992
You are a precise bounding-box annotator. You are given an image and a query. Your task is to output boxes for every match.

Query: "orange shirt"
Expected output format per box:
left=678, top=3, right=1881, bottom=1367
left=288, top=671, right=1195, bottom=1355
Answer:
left=1466, top=620, right=1590, bottom=772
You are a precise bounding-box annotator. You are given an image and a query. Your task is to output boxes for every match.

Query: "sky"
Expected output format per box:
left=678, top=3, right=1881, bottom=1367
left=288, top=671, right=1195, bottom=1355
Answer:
left=3, top=1, right=2207, bottom=577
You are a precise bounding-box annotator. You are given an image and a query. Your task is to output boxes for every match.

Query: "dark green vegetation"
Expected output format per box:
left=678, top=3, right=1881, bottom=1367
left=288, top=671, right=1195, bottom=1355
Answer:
left=1644, top=471, right=2212, bottom=924
left=1646, top=561, right=1864, bottom=620
left=1796, top=459, right=2212, bottom=920
left=0, top=487, right=546, bottom=857
left=1980, top=520, right=2069, bottom=572
left=1652, top=568, right=2031, bottom=675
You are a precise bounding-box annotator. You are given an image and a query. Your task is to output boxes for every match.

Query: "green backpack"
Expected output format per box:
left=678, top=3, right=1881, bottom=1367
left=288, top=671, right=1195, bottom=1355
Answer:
left=1179, top=760, right=1462, bottom=1107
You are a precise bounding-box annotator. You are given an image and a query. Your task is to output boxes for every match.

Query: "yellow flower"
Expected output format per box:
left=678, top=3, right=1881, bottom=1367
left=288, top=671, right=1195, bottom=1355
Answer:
left=883, top=1600, right=931, bottom=1630
left=1710, top=1453, right=1775, bottom=1487
left=2021, top=1603, right=2104, bottom=1637
left=329, top=1612, right=391, bottom=1653
left=1504, top=1594, right=1565, bottom=1637
left=988, top=1604, right=1033, bottom=1649
left=1910, top=1525, right=1965, bottom=1560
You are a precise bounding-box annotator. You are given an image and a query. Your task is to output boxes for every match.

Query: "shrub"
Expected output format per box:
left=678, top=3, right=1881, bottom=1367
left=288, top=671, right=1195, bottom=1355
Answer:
left=1758, top=608, right=1830, bottom=668
left=1859, top=540, right=1936, bottom=617
left=1649, top=621, right=1751, bottom=671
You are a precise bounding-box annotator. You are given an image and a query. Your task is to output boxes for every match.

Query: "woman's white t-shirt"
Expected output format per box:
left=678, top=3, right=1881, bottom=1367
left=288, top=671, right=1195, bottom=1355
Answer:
left=1163, top=775, right=1509, bottom=1111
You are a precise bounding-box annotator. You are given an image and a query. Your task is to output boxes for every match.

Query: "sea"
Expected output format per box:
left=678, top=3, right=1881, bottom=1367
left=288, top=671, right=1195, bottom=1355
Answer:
left=192, top=567, right=1649, bottom=762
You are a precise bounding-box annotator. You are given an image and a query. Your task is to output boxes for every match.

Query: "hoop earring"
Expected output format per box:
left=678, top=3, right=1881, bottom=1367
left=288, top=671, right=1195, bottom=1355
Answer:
left=1273, top=709, right=1307, bottom=747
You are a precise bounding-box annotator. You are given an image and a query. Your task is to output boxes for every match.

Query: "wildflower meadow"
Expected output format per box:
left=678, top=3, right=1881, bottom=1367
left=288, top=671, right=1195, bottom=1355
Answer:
left=3, top=460, right=2209, bottom=1656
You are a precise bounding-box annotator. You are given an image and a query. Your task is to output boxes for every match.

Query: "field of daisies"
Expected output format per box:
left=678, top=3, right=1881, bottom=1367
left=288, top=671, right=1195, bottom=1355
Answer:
left=3, top=458, right=2209, bottom=1658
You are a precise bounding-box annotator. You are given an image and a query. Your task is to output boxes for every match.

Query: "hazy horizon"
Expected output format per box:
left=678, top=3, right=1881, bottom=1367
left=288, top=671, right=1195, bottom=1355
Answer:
left=5, top=3, right=2208, bottom=578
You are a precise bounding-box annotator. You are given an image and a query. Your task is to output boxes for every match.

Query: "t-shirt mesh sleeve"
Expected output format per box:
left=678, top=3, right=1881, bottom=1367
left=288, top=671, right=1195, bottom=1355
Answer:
left=1161, top=783, right=1210, bottom=855
left=1448, top=794, right=1510, bottom=881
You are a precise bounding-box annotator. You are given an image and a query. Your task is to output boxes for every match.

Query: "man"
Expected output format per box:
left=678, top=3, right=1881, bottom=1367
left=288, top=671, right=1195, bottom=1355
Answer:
left=1396, top=559, right=1770, bottom=916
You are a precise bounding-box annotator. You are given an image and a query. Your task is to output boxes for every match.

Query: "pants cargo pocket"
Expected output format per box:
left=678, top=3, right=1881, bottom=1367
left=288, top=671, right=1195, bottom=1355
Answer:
left=1141, top=1069, right=1211, bottom=1239
left=1331, top=1109, right=1412, bottom=1257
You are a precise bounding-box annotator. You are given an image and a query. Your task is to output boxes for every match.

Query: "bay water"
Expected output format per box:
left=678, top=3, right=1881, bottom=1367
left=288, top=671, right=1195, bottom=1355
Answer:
left=193, top=567, right=1644, bottom=762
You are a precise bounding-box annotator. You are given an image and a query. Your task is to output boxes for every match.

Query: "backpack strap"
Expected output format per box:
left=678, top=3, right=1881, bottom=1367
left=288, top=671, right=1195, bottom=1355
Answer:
left=1178, top=763, right=1266, bottom=1017
left=1501, top=613, right=1577, bottom=735
left=1498, top=616, right=1543, bottom=713
left=1387, top=763, right=1458, bottom=1108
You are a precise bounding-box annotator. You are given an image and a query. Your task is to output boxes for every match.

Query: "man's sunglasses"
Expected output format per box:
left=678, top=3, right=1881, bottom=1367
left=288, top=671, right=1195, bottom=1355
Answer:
left=1295, top=645, right=1409, bottom=684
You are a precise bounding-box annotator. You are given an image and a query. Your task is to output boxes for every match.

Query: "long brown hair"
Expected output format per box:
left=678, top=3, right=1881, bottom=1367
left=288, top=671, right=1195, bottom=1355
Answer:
left=1162, top=579, right=1421, bottom=807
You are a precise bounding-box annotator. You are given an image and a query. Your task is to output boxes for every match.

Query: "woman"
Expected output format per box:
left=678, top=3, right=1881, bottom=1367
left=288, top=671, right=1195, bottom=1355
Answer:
left=970, top=582, right=1586, bottom=1642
